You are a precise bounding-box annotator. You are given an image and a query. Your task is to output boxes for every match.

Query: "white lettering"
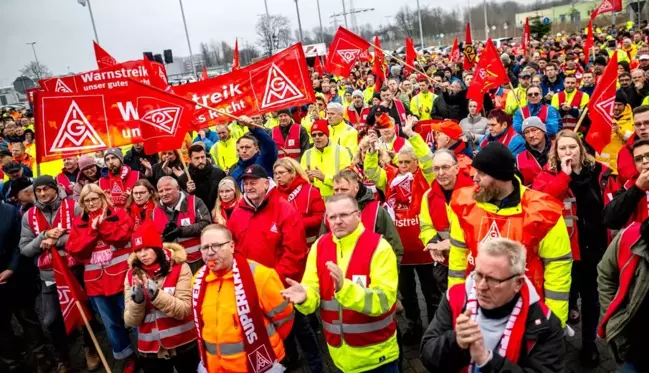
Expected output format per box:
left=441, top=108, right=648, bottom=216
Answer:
left=117, top=101, right=139, bottom=120
left=395, top=216, right=419, bottom=228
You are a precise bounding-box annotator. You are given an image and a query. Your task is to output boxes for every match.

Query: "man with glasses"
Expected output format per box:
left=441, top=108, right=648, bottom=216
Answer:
left=282, top=194, right=400, bottom=373
left=191, top=224, right=295, bottom=373
left=617, top=105, right=649, bottom=186
left=505, top=71, right=532, bottom=115
left=227, top=164, right=321, bottom=371
left=447, top=142, right=572, bottom=326
left=421, top=238, right=565, bottom=372
left=513, top=85, right=562, bottom=138
left=153, top=176, right=211, bottom=273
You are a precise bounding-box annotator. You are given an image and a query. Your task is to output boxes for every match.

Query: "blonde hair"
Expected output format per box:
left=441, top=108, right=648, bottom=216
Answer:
left=548, top=130, right=596, bottom=171
left=211, top=176, right=241, bottom=225
left=79, top=183, right=112, bottom=212
left=273, top=158, right=310, bottom=183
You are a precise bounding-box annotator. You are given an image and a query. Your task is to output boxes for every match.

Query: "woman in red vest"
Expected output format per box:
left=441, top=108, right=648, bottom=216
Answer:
left=126, top=179, right=158, bottom=229
left=66, top=184, right=137, bottom=372
left=532, top=130, right=614, bottom=366
left=124, top=222, right=198, bottom=373
left=274, top=157, right=325, bottom=246
left=211, top=176, right=242, bottom=225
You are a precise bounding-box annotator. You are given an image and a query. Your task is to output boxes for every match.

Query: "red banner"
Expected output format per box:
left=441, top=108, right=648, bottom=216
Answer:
left=522, top=18, right=530, bottom=56
left=463, top=23, right=476, bottom=71
left=591, top=0, right=622, bottom=20
left=173, top=43, right=315, bottom=127
left=584, top=19, right=594, bottom=63
left=586, top=52, right=617, bottom=153
left=415, top=119, right=443, bottom=148
left=233, top=39, right=241, bottom=71
left=405, top=37, right=417, bottom=73
left=39, top=59, right=166, bottom=94
left=372, top=36, right=386, bottom=92
left=467, top=39, right=509, bottom=112
left=93, top=41, right=117, bottom=69
left=449, top=37, right=460, bottom=63
left=35, top=79, right=201, bottom=162
left=325, top=27, right=371, bottom=77
left=51, top=248, right=91, bottom=334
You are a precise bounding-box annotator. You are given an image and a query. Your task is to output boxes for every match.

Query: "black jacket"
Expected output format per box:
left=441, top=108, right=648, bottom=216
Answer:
left=0, top=203, right=21, bottom=272
left=421, top=290, right=565, bottom=373
left=602, top=183, right=646, bottom=230
left=178, top=165, right=226, bottom=210
left=431, top=91, right=469, bottom=121
left=124, top=148, right=159, bottom=173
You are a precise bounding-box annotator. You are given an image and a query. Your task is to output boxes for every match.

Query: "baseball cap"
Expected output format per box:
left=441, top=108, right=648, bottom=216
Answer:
left=519, top=70, right=532, bottom=78
left=2, top=161, right=21, bottom=174
left=238, top=164, right=269, bottom=181
left=431, top=120, right=464, bottom=140
left=640, top=55, right=649, bottom=61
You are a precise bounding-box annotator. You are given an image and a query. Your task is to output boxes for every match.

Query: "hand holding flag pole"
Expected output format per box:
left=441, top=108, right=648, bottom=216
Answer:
left=573, top=107, right=589, bottom=133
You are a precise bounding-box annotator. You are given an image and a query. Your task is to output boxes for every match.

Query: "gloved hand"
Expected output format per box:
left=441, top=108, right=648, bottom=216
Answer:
left=146, top=279, right=159, bottom=301
left=163, top=228, right=180, bottom=242
left=131, top=284, right=145, bottom=304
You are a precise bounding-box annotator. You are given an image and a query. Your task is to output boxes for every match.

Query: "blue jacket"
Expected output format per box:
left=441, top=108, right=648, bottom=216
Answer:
left=540, top=76, right=565, bottom=98
left=580, top=85, right=595, bottom=97
left=513, top=103, right=562, bottom=137
left=0, top=202, right=21, bottom=272
left=228, top=127, right=278, bottom=187
left=193, top=129, right=219, bottom=152
left=478, top=128, right=526, bottom=156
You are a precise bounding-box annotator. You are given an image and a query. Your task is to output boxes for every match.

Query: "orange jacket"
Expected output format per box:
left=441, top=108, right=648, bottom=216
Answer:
left=193, top=260, right=294, bottom=373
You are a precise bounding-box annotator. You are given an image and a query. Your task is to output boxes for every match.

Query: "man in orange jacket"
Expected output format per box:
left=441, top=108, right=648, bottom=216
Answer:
left=192, top=224, right=294, bottom=373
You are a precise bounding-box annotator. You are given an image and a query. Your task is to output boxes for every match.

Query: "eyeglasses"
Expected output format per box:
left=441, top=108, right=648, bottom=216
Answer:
left=633, top=152, right=649, bottom=163
left=433, top=165, right=453, bottom=173
left=199, top=240, right=231, bottom=253
left=327, top=210, right=359, bottom=222
left=83, top=197, right=101, bottom=204
left=634, top=121, right=649, bottom=128
left=312, top=132, right=327, bottom=138
left=472, top=271, right=521, bottom=287
left=273, top=170, right=289, bottom=177
left=527, top=92, right=541, bottom=97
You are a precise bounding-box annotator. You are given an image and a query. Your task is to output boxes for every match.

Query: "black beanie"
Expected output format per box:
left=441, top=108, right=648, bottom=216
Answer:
left=615, top=89, right=628, bottom=105
left=33, top=175, right=58, bottom=191
left=277, top=108, right=291, bottom=116
left=472, top=142, right=516, bottom=181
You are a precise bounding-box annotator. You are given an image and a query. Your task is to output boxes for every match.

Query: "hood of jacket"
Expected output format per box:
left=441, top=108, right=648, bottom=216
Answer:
left=355, top=183, right=375, bottom=208
left=127, top=242, right=187, bottom=268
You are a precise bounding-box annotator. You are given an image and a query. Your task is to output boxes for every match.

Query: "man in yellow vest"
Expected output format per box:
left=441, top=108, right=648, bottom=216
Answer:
left=550, top=75, right=589, bottom=130
left=410, top=75, right=436, bottom=120
left=505, top=71, right=532, bottom=116
left=326, top=103, right=358, bottom=156
left=363, top=75, right=376, bottom=104
left=210, top=124, right=239, bottom=171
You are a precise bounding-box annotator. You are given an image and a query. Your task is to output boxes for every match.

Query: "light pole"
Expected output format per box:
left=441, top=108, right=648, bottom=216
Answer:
left=416, top=0, right=425, bottom=48
left=294, top=0, right=304, bottom=41
left=341, top=0, right=349, bottom=28
left=483, top=0, right=489, bottom=38
left=316, top=0, right=324, bottom=43
left=77, top=0, right=100, bottom=43
left=178, top=0, right=197, bottom=77
left=26, top=42, right=42, bottom=80
left=467, top=0, right=473, bottom=37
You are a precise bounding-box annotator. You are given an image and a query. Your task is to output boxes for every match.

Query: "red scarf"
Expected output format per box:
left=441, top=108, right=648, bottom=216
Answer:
left=107, top=166, right=130, bottom=205
left=140, top=262, right=162, bottom=280
left=277, top=176, right=308, bottom=199
left=129, top=201, right=154, bottom=228
left=87, top=209, right=103, bottom=222
left=192, top=254, right=284, bottom=372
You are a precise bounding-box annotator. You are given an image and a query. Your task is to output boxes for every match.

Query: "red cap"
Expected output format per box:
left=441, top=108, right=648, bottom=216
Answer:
left=310, top=119, right=330, bottom=137
left=417, top=74, right=429, bottom=82
left=131, top=221, right=163, bottom=252
left=431, top=120, right=464, bottom=141
left=375, top=113, right=395, bottom=130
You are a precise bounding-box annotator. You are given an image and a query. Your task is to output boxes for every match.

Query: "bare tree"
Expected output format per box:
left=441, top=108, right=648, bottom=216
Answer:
left=20, top=61, right=52, bottom=81
left=395, top=6, right=417, bottom=38
left=209, top=40, right=223, bottom=65
left=200, top=42, right=214, bottom=67
left=239, top=44, right=260, bottom=66
left=221, top=41, right=234, bottom=66
left=256, top=14, right=293, bottom=56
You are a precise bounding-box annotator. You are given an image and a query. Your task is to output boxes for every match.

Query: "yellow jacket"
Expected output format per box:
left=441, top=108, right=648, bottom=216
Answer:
left=419, top=189, right=452, bottom=246
left=622, top=44, right=638, bottom=61
left=364, top=134, right=435, bottom=193
left=505, top=85, right=528, bottom=116
left=410, top=91, right=436, bottom=120
left=447, top=184, right=572, bottom=326
left=329, top=121, right=359, bottom=155
left=301, top=142, right=352, bottom=197
left=210, top=136, right=238, bottom=171
left=227, top=122, right=249, bottom=142
left=598, top=104, right=634, bottom=174
left=550, top=89, right=590, bottom=110
left=295, top=224, right=399, bottom=373
left=363, top=85, right=376, bottom=104
left=607, top=49, right=630, bottom=63
left=264, top=117, right=279, bottom=129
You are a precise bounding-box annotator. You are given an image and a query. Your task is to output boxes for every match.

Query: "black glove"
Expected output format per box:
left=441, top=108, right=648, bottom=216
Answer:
left=163, top=227, right=180, bottom=242
left=131, top=284, right=145, bottom=304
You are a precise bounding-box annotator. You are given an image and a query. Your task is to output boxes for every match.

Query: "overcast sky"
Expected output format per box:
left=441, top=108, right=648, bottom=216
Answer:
left=0, top=0, right=461, bottom=86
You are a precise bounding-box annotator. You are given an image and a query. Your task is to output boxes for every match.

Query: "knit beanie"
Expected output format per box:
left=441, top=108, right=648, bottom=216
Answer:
left=33, top=175, right=58, bottom=191
left=472, top=142, right=516, bottom=181
left=615, top=90, right=628, bottom=105
left=104, top=148, right=124, bottom=163
left=352, top=90, right=364, bottom=98
left=131, top=221, right=163, bottom=251
left=521, top=116, right=547, bottom=133
left=78, top=155, right=97, bottom=171
left=310, top=119, right=330, bottom=137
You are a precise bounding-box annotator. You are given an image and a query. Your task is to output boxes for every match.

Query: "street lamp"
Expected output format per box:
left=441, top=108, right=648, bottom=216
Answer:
left=178, top=0, right=197, bottom=77
left=77, top=0, right=100, bottom=43
left=26, top=42, right=42, bottom=80
left=294, top=0, right=304, bottom=41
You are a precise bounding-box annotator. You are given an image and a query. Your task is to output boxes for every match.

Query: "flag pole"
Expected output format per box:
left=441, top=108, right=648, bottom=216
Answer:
left=368, top=41, right=434, bottom=84
left=573, top=107, right=589, bottom=133
left=75, top=301, right=111, bottom=373
left=508, top=82, right=527, bottom=119
left=178, top=155, right=193, bottom=182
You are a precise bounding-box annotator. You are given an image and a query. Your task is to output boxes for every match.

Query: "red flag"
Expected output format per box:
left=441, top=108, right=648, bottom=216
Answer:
left=522, top=18, right=530, bottom=56
left=93, top=41, right=117, bottom=69
left=201, top=67, right=209, bottom=81
left=463, top=23, right=477, bottom=70
left=590, top=0, right=622, bottom=20
left=173, top=43, right=315, bottom=127
left=314, top=56, right=324, bottom=77
left=233, top=39, right=241, bottom=71
left=466, top=39, right=510, bottom=111
left=34, top=79, right=202, bottom=162
left=325, top=26, right=371, bottom=77
left=372, top=36, right=386, bottom=92
left=142, top=57, right=172, bottom=91
left=51, top=248, right=91, bottom=334
left=584, top=19, right=594, bottom=64
left=405, top=37, right=417, bottom=73
left=449, top=37, right=461, bottom=63
left=586, top=52, right=618, bottom=153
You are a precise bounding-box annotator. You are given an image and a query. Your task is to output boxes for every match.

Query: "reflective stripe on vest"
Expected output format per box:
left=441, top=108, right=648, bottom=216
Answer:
left=322, top=312, right=396, bottom=335
left=138, top=322, right=195, bottom=342
left=84, top=252, right=130, bottom=271
left=305, top=145, right=341, bottom=175
left=153, top=195, right=202, bottom=262
left=272, top=124, right=301, bottom=159
left=557, top=90, right=583, bottom=128
left=203, top=323, right=277, bottom=356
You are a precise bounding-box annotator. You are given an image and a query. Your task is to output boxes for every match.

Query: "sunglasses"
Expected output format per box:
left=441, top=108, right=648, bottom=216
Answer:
left=312, top=132, right=327, bottom=138
left=527, top=92, right=541, bottom=97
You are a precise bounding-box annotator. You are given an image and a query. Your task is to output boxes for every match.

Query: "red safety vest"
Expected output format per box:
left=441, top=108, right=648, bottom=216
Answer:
left=361, top=200, right=380, bottom=232
left=56, top=171, right=76, bottom=196
left=347, top=106, right=370, bottom=126
left=127, top=257, right=197, bottom=353
left=316, top=229, right=397, bottom=347
left=597, top=222, right=642, bottom=339
left=450, top=186, right=563, bottom=299
left=479, top=126, right=518, bottom=149
left=623, top=178, right=649, bottom=226
left=272, top=124, right=301, bottom=159
left=98, top=166, right=139, bottom=208
left=152, top=195, right=202, bottom=263
left=521, top=105, right=548, bottom=124
left=393, top=99, right=407, bottom=124
left=557, top=90, right=584, bottom=129
left=27, top=199, right=80, bottom=270
left=515, top=150, right=543, bottom=187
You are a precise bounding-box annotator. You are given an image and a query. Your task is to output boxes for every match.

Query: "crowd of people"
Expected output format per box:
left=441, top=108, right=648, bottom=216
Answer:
left=3, top=19, right=649, bottom=373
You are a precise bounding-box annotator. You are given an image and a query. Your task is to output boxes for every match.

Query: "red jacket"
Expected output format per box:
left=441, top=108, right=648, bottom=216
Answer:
left=276, top=176, right=325, bottom=246
left=227, top=187, right=308, bottom=283
left=617, top=134, right=638, bottom=187
left=66, top=207, right=134, bottom=296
